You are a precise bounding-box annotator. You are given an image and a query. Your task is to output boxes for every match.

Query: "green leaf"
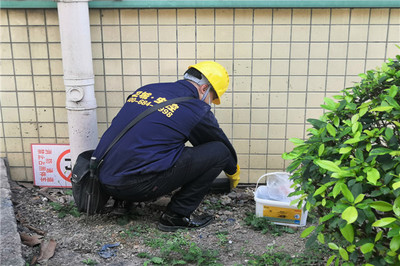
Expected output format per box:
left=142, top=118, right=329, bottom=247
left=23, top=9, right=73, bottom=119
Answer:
left=372, top=217, right=397, bottom=227
left=393, top=182, right=400, bottom=190
left=370, top=147, right=393, bottom=156
left=340, top=224, right=354, bottom=243
left=333, top=116, right=340, bottom=127
left=318, top=144, right=325, bottom=156
left=317, top=233, right=325, bottom=244
left=375, top=230, right=383, bottom=243
left=315, top=159, right=342, bottom=173
left=354, top=194, right=365, bottom=204
left=367, top=168, right=380, bottom=185
left=289, top=138, right=304, bottom=146
left=339, top=247, right=349, bottom=261
left=326, top=124, right=337, bottom=137
left=360, top=243, right=374, bottom=254
left=340, top=184, right=354, bottom=203
left=314, top=185, right=328, bottom=197
left=320, top=213, right=335, bottom=222
left=390, top=236, right=400, bottom=251
left=388, top=85, right=398, bottom=98
left=327, top=255, right=336, bottom=266
left=370, top=106, right=393, bottom=112
left=369, top=201, right=393, bottom=212
left=339, top=147, right=352, bottom=154
left=393, top=196, right=400, bottom=216
left=301, top=226, right=315, bottom=238
left=328, top=242, right=339, bottom=250
left=359, top=107, right=368, bottom=117
left=342, top=206, right=358, bottom=224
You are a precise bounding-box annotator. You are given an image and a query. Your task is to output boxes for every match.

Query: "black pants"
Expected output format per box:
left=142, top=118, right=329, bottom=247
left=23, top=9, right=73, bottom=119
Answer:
left=102, top=141, right=236, bottom=217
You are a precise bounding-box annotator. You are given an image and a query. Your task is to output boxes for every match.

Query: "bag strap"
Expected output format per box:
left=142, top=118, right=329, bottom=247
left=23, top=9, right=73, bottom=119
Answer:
left=96, top=96, right=194, bottom=167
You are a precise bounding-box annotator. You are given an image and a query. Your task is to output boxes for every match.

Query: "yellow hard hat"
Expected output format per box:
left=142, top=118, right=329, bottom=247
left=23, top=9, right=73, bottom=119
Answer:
left=188, top=61, right=229, bottom=105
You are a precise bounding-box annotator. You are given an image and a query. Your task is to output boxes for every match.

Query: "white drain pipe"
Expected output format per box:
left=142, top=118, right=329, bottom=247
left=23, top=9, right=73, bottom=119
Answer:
left=57, top=0, right=98, bottom=165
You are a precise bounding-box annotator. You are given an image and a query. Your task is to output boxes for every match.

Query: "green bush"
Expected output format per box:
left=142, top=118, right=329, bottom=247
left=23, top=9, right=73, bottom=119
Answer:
left=283, top=54, right=400, bottom=265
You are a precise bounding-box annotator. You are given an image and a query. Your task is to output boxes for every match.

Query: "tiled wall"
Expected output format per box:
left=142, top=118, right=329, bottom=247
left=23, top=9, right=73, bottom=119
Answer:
left=1, top=8, right=399, bottom=183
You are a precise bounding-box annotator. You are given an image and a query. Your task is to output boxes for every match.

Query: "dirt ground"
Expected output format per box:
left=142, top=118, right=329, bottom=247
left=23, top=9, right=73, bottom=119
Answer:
left=11, top=181, right=322, bottom=266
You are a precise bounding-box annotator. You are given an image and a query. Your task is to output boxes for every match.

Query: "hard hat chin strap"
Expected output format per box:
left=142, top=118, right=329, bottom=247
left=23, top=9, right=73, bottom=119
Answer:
left=201, top=86, right=211, bottom=104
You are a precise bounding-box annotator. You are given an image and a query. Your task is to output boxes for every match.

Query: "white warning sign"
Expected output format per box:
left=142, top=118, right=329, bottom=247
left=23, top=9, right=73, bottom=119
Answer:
left=31, top=144, right=72, bottom=188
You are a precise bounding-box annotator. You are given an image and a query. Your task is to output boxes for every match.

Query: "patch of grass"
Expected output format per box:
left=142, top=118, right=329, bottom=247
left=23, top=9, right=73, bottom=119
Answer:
left=49, top=201, right=81, bottom=218
left=120, top=224, right=149, bottom=238
left=244, top=213, right=295, bottom=236
left=142, top=232, right=221, bottom=265
left=215, top=231, right=229, bottom=246
left=81, top=258, right=98, bottom=265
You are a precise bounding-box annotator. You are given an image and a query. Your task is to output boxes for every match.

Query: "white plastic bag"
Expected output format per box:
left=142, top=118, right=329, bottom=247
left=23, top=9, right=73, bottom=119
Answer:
left=256, top=172, right=296, bottom=202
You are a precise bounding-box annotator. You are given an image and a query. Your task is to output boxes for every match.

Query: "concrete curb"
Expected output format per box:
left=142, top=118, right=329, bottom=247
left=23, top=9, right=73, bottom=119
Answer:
left=0, top=158, right=25, bottom=266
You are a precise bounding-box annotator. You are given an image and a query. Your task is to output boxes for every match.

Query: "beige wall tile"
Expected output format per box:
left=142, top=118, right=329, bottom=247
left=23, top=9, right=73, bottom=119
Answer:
left=233, top=109, right=250, bottom=123
left=233, top=76, right=251, bottom=91
left=287, top=109, right=305, bottom=123
left=233, top=92, right=250, bottom=108
left=29, top=27, right=46, bottom=42
left=196, top=9, right=214, bottom=24
left=272, top=43, right=290, bottom=58
left=18, top=92, right=35, bottom=106
left=308, top=76, right=327, bottom=91
left=331, top=9, right=350, bottom=24
left=215, top=109, right=232, bottom=123
left=269, top=93, right=287, bottom=108
left=103, top=25, right=121, bottom=42
left=177, top=9, right=195, bottom=24
left=48, top=43, right=62, bottom=59
left=16, top=77, right=33, bottom=91
left=291, top=43, right=309, bottom=59
left=3, top=123, right=21, bottom=137
left=232, top=139, right=249, bottom=154
left=387, top=44, right=400, bottom=59
left=348, top=43, right=367, bottom=59
left=141, top=60, right=159, bottom=75
left=105, top=76, right=123, bottom=90
left=35, top=92, right=53, bottom=106
left=254, top=9, right=272, bottom=24
left=310, top=43, right=328, bottom=58
left=307, top=93, right=325, bottom=108
left=253, top=25, right=271, bottom=41
left=286, top=124, right=305, bottom=139
left=32, top=60, right=49, bottom=75
left=1, top=43, right=12, bottom=58
left=178, top=26, right=196, bottom=41
left=197, top=43, right=214, bottom=59
left=270, top=60, right=289, bottom=75
left=14, top=60, right=32, bottom=75
left=30, top=43, right=48, bottom=58
left=49, top=60, right=63, bottom=75
left=7, top=153, right=24, bottom=166
left=251, top=109, right=268, bottom=123
left=0, top=59, right=14, bottom=75
left=292, top=9, right=311, bottom=24
left=272, top=25, right=290, bottom=41
left=292, top=25, right=310, bottom=41
left=38, top=123, right=55, bottom=138
left=235, top=9, right=253, bottom=24
left=198, top=25, right=215, bottom=41
left=124, top=76, right=141, bottom=91
left=121, top=26, right=139, bottom=42
left=233, top=60, right=252, bottom=75
left=52, top=92, right=65, bottom=107
left=367, top=43, right=387, bottom=59
left=267, top=155, right=285, bottom=169
left=159, top=43, right=176, bottom=59
left=90, top=26, right=102, bottom=42
left=306, top=108, right=324, bottom=120
left=104, top=60, right=122, bottom=75
left=311, top=25, right=329, bottom=41
left=102, top=10, right=120, bottom=25
left=346, top=60, right=365, bottom=76
left=251, top=124, right=267, bottom=138
left=269, top=109, right=286, bottom=123
left=288, top=93, right=306, bottom=107
left=37, top=108, right=54, bottom=122
left=159, top=26, right=176, bottom=42
left=329, top=43, right=347, bottom=58
left=252, top=60, right=269, bottom=75
left=233, top=124, right=249, bottom=138
left=250, top=139, right=267, bottom=154
left=330, top=25, right=349, bottom=41
left=122, top=43, right=140, bottom=58
left=10, top=27, right=28, bottom=42
left=388, top=25, right=400, bottom=42
left=140, top=25, right=158, bottom=41
left=368, top=25, right=388, bottom=41
left=273, top=9, right=291, bottom=24
left=350, top=9, right=370, bottom=24
left=93, top=59, right=104, bottom=75
left=0, top=92, right=17, bottom=106
left=120, top=10, right=138, bottom=24
left=249, top=154, right=266, bottom=169
left=45, top=10, right=58, bottom=25
left=159, top=9, right=176, bottom=25
left=234, top=43, right=252, bottom=58
left=270, top=76, right=289, bottom=91
left=0, top=76, right=16, bottom=91
left=140, top=43, right=158, bottom=59
left=123, top=60, right=141, bottom=75
left=328, top=60, right=346, bottom=75
left=139, top=9, right=158, bottom=25
left=311, top=9, right=330, bottom=24
left=54, top=108, right=67, bottom=123
left=389, top=9, right=400, bottom=24
left=46, top=26, right=60, bottom=42
left=0, top=10, right=8, bottom=25
left=0, top=27, right=10, bottom=42
left=309, top=60, right=327, bottom=75
left=234, top=25, right=253, bottom=42
left=8, top=10, right=26, bottom=25
left=370, top=9, right=389, bottom=24
left=349, top=25, right=368, bottom=41
left=220, top=124, right=232, bottom=138
left=2, top=108, right=19, bottom=122
left=106, top=92, right=124, bottom=107
left=10, top=167, right=28, bottom=181
left=215, top=43, right=233, bottom=59
left=104, top=43, right=121, bottom=58
left=159, top=60, right=177, bottom=75
left=55, top=123, right=69, bottom=138
left=326, top=76, right=345, bottom=92
left=268, top=140, right=285, bottom=153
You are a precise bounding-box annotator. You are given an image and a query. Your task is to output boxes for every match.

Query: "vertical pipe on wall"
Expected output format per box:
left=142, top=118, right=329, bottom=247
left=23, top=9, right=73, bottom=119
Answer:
left=57, top=0, right=98, bottom=164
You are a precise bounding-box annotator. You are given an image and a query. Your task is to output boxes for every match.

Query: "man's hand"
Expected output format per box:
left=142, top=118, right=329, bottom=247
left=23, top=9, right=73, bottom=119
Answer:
left=226, top=165, right=240, bottom=189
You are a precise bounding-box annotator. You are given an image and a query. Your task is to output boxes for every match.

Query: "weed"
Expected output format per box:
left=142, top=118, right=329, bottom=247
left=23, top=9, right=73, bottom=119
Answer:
left=120, top=224, right=149, bottom=238
left=215, top=231, right=229, bottom=246
left=49, top=201, right=81, bottom=218
left=81, top=258, right=98, bottom=265
left=142, top=232, right=221, bottom=265
left=64, top=189, right=73, bottom=196
left=244, top=213, right=295, bottom=236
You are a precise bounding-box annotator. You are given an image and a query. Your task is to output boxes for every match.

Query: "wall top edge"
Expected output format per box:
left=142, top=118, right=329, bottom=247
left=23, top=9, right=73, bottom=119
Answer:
left=1, top=0, right=400, bottom=9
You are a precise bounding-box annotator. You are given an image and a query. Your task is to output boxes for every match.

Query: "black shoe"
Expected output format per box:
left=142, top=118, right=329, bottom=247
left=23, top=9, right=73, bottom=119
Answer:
left=111, top=199, right=132, bottom=215
left=158, top=212, right=214, bottom=232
